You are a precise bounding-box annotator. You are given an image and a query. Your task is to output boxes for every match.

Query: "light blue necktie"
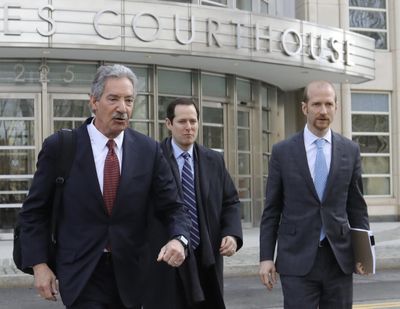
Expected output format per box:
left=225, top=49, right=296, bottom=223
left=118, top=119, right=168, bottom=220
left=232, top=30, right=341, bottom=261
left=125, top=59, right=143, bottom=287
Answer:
left=181, top=152, right=200, bottom=249
left=314, top=138, right=328, bottom=240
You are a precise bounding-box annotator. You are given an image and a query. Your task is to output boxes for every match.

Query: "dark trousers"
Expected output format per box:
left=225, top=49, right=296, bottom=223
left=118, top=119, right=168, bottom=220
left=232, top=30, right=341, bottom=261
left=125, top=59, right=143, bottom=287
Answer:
left=280, top=240, right=353, bottom=309
left=67, top=253, right=141, bottom=309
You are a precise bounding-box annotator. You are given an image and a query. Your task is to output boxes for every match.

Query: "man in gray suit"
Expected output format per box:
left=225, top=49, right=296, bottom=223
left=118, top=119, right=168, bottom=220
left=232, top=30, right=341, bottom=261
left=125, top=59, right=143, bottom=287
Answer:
left=259, top=80, right=370, bottom=309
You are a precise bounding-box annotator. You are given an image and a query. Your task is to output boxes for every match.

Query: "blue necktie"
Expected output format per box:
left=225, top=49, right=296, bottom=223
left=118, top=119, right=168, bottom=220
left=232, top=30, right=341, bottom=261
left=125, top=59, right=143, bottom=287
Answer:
left=314, top=138, right=328, bottom=240
left=181, top=152, right=200, bottom=249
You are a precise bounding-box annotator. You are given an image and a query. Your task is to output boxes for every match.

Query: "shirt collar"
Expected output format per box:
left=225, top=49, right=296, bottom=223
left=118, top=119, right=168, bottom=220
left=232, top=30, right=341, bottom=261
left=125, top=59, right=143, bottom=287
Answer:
left=171, top=138, right=194, bottom=160
left=88, top=118, right=124, bottom=151
left=304, top=125, right=332, bottom=147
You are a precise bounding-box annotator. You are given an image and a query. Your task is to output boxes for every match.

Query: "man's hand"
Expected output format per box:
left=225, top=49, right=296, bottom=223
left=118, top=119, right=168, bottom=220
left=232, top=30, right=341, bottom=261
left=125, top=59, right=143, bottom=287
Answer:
left=259, top=260, right=277, bottom=291
left=220, top=236, right=237, bottom=257
left=355, top=261, right=369, bottom=275
left=32, top=263, right=58, bottom=301
left=157, top=239, right=186, bottom=267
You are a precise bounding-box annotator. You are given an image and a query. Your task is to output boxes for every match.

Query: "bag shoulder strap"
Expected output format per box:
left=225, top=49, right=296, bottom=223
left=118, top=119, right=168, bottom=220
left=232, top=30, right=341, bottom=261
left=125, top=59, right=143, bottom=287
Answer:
left=51, top=129, right=77, bottom=243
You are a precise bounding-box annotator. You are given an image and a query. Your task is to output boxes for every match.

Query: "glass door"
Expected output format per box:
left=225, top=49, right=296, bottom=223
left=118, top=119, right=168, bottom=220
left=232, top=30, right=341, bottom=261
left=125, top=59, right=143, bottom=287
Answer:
left=0, top=93, right=40, bottom=232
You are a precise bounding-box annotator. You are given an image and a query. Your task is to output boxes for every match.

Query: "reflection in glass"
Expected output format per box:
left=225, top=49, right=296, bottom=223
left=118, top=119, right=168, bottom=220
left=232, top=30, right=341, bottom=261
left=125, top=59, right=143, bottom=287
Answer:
left=352, top=115, right=388, bottom=132
left=203, top=126, right=223, bottom=150
left=238, top=153, right=250, bottom=174
left=350, top=10, right=386, bottom=29
left=0, top=99, right=34, bottom=117
left=238, top=111, right=249, bottom=127
left=352, top=135, right=389, bottom=153
left=130, top=122, right=149, bottom=136
left=158, top=70, right=192, bottom=96
left=350, top=0, right=385, bottom=8
left=203, top=106, right=223, bottom=124
left=237, top=0, right=252, bottom=11
left=0, top=149, right=36, bottom=174
left=132, top=96, right=149, bottom=120
left=202, top=75, right=226, bottom=98
left=0, top=120, right=34, bottom=146
left=260, top=0, right=269, bottom=14
left=0, top=179, right=32, bottom=191
left=158, top=96, right=178, bottom=120
left=263, top=154, right=269, bottom=175
left=127, top=66, right=148, bottom=92
left=238, top=129, right=250, bottom=151
left=53, top=100, right=91, bottom=117
left=361, top=156, right=389, bottom=174
left=352, top=30, right=387, bottom=49
left=351, top=93, right=388, bottom=112
left=159, top=124, right=170, bottom=142
left=362, top=177, right=390, bottom=195
left=262, top=133, right=269, bottom=153
left=237, top=80, right=251, bottom=102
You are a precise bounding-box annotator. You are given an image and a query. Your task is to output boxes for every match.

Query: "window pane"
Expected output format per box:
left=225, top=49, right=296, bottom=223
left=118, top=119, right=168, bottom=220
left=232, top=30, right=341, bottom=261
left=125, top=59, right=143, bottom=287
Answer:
left=203, top=126, right=224, bottom=150
left=132, top=96, right=149, bottom=120
left=350, top=10, right=386, bottom=29
left=352, top=30, right=387, bottom=49
left=237, top=0, right=252, bottom=11
left=128, top=66, right=148, bottom=92
left=47, top=63, right=97, bottom=87
left=158, top=70, right=192, bottom=96
left=130, top=122, right=149, bottom=136
left=238, top=111, right=249, bottom=127
left=351, top=93, right=389, bottom=112
left=237, top=80, right=251, bottom=102
left=262, top=133, right=269, bottom=153
left=238, top=178, right=251, bottom=199
left=0, top=120, right=34, bottom=146
left=53, top=99, right=91, bottom=117
left=363, top=177, right=390, bottom=195
left=238, top=153, right=251, bottom=174
left=0, top=149, right=36, bottom=174
left=353, top=135, right=389, bottom=153
left=0, top=98, right=34, bottom=117
left=238, top=129, right=250, bottom=151
left=361, top=156, right=390, bottom=174
left=159, top=123, right=170, bottom=141
left=352, top=115, right=388, bottom=132
left=202, top=75, right=226, bottom=97
left=0, top=179, right=32, bottom=191
left=203, top=107, right=223, bottom=124
left=158, top=96, right=177, bottom=120
left=261, top=1, right=269, bottom=14
left=263, top=154, right=269, bottom=175
left=260, top=86, right=269, bottom=108
left=350, top=0, right=386, bottom=8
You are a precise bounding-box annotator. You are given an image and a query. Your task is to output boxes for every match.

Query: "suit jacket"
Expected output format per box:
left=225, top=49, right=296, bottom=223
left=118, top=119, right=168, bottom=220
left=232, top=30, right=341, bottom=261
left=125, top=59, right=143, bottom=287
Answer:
left=144, top=137, right=243, bottom=309
left=260, top=130, right=370, bottom=276
left=19, top=118, right=190, bottom=307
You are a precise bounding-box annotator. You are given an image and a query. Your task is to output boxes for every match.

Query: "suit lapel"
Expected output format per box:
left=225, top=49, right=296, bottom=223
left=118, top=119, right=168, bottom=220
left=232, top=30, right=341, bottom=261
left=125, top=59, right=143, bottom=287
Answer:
left=75, top=120, right=104, bottom=207
left=323, top=132, right=342, bottom=201
left=291, top=132, right=320, bottom=201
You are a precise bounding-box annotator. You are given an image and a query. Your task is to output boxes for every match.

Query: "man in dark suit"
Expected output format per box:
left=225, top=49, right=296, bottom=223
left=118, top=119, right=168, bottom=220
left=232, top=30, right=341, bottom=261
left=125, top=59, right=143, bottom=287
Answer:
left=18, top=64, right=190, bottom=308
left=259, top=80, right=370, bottom=308
left=144, top=98, right=243, bottom=309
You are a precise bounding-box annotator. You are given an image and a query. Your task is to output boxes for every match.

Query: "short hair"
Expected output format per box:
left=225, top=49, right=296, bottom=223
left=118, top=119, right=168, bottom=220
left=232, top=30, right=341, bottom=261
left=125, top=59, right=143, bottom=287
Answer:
left=302, top=80, right=337, bottom=103
left=166, top=98, right=200, bottom=123
left=90, top=64, right=138, bottom=101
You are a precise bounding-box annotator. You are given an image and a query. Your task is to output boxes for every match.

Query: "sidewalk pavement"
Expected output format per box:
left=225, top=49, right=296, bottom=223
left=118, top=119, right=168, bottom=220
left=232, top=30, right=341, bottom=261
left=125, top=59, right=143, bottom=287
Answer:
left=0, top=222, right=399, bottom=287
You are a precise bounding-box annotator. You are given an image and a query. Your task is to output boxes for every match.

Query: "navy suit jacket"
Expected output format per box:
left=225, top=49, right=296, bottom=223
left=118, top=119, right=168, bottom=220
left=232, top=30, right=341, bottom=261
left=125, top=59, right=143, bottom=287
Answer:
left=19, top=118, right=190, bottom=307
left=260, top=130, right=370, bottom=276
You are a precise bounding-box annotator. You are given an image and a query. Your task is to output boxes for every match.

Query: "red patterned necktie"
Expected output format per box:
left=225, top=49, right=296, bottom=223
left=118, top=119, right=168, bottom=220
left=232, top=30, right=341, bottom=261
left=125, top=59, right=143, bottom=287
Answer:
left=103, top=139, right=120, bottom=216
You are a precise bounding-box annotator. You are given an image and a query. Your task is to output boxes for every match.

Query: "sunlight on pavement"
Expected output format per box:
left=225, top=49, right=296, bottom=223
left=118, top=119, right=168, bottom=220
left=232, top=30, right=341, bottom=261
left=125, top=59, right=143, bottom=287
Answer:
left=353, top=301, right=400, bottom=308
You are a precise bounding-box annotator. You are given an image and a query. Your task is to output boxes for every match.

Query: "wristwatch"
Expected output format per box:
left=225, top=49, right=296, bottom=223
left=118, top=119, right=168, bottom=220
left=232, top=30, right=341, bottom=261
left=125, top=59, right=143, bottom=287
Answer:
left=174, top=235, right=189, bottom=249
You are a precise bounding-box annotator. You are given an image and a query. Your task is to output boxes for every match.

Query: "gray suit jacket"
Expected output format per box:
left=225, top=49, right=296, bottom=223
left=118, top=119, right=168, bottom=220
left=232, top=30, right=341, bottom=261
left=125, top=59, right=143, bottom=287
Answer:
left=260, top=130, right=370, bottom=275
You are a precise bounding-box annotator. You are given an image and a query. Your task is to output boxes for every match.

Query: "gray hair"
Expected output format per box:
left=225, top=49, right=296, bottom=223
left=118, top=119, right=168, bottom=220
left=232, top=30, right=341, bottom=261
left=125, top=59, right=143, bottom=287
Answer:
left=90, top=64, right=138, bottom=101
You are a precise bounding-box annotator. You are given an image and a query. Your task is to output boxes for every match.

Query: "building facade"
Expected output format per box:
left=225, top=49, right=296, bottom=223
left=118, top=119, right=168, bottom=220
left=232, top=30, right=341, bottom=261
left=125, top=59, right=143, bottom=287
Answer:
left=0, top=0, right=397, bottom=236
